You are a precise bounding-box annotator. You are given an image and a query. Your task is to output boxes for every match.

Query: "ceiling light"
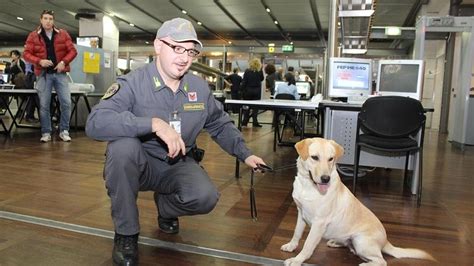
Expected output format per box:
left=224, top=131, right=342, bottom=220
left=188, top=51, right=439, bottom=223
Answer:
left=129, top=23, right=135, bottom=27
left=290, top=42, right=293, bottom=45
left=17, top=17, right=24, bottom=21
left=145, top=41, right=149, bottom=44
left=385, top=26, right=401, bottom=36
left=182, top=10, right=187, bottom=14
left=266, top=8, right=271, bottom=13
left=197, top=21, right=202, bottom=25
left=268, top=43, right=275, bottom=47
left=109, top=13, right=115, bottom=17
left=228, top=41, right=232, bottom=44
left=274, top=20, right=278, bottom=25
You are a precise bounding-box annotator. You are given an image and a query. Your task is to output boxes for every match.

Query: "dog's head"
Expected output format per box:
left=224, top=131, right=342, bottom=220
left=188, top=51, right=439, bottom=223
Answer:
left=295, top=138, right=344, bottom=195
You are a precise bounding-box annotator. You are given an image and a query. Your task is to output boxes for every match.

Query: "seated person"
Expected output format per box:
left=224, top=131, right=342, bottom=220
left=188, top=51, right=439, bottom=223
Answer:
left=274, top=73, right=300, bottom=100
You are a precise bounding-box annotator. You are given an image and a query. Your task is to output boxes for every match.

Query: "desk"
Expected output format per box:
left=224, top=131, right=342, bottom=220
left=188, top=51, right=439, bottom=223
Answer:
left=225, top=99, right=320, bottom=177
left=319, top=100, right=434, bottom=195
left=0, top=89, right=91, bottom=136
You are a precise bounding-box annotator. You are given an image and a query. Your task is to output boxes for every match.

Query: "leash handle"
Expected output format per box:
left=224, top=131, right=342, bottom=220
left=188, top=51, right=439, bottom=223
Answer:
left=250, top=170, right=257, bottom=220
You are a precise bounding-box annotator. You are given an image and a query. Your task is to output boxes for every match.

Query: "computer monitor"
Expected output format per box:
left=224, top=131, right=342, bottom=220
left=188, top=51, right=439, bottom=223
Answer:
left=77, top=36, right=101, bottom=48
left=274, top=81, right=285, bottom=91
left=328, top=57, right=372, bottom=99
left=376, top=59, right=424, bottom=100
left=1, top=73, right=10, bottom=83
left=296, top=81, right=311, bottom=97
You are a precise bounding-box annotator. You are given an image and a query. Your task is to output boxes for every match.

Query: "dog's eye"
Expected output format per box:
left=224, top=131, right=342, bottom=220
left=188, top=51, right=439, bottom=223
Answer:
left=311, top=155, right=319, bottom=161
left=328, top=157, right=334, bottom=162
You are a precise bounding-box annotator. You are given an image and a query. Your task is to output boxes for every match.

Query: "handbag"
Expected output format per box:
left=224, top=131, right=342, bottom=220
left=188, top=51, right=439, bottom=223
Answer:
left=12, top=61, right=26, bottom=89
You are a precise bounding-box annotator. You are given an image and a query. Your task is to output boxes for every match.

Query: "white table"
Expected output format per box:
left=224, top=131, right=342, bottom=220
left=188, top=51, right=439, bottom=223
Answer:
left=0, top=89, right=91, bottom=136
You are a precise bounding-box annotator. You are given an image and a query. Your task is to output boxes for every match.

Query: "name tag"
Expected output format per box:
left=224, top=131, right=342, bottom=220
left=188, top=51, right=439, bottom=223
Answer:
left=183, top=103, right=205, bottom=111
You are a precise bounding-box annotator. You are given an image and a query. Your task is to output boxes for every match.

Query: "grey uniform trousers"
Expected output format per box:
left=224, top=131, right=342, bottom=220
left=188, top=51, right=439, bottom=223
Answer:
left=104, top=137, right=220, bottom=235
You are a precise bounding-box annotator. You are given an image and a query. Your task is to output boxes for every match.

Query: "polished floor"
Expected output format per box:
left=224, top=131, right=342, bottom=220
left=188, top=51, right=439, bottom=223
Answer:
left=0, top=115, right=473, bottom=265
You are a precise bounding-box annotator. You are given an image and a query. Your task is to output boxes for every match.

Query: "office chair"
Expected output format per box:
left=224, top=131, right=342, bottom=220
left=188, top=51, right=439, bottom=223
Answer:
left=353, top=96, right=426, bottom=206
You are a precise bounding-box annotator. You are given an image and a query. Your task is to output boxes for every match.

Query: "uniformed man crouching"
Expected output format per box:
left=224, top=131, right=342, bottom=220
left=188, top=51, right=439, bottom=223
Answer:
left=85, top=17, right=267, bottom=266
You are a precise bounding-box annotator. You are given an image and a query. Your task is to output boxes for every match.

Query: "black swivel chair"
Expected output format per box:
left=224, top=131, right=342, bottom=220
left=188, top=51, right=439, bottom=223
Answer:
left=353, top=96, right=426, bottom=206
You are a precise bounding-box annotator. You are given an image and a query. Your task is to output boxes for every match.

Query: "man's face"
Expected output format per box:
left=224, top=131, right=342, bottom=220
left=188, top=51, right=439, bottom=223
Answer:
left=154, top=38, right=196, bottom=81
left=40, top=14, right=54, bottom=30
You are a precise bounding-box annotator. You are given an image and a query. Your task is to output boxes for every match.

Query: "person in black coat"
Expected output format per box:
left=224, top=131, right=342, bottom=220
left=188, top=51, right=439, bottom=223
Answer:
left=241, top=58, right=264, bottom=127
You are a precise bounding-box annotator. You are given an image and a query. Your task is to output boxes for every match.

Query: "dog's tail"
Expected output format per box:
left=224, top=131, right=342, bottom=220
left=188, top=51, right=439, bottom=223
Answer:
left=382, top=242, right=436, bottom=261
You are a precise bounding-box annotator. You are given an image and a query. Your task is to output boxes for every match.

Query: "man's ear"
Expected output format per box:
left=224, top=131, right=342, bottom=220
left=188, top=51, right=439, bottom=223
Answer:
left=295, top=139, right=310, bottom=160
left=154, top=39, right=162, bottom=55
left=330, top=140, right=344, bottom=160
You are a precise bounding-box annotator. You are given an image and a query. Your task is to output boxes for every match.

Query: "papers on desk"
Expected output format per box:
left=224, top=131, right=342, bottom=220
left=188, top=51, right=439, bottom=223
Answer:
left=0, top=84, right=15, bottom=90
left=68, top=83, right=95, bottom=93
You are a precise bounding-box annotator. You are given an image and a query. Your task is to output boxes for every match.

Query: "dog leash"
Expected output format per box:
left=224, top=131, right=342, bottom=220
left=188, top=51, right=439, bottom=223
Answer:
left=249, top=163, right=296, bottom=220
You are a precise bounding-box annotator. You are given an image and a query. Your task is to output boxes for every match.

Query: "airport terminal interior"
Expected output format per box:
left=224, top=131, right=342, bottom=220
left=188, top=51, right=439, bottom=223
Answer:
left=0, top=0, right=473, bottom=265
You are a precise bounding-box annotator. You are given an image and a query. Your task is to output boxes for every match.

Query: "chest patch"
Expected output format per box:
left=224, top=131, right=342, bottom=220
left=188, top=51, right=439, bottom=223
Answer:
left=183, top=103, right=205, bottom=111
left=188, top=92, right=197, bottom=102
left=102, top=83, right=120, bottom=100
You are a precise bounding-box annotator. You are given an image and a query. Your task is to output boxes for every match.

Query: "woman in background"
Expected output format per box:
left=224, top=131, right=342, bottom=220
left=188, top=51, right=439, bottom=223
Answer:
left=275, top=73, right=300, bottom=100
left=241, top=58, right=264, bottom=127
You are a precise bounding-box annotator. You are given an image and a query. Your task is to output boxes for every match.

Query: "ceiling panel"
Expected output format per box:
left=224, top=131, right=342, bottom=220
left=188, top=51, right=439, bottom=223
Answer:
left=0, top=0, right=422, bottom=56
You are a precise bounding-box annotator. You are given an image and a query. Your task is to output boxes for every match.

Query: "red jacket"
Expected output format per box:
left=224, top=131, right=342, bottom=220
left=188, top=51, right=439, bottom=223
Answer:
left=24, top=26, right=77, bottom=76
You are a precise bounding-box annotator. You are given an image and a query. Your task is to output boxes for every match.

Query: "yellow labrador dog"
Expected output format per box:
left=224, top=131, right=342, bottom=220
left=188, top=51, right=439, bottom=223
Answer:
left=281, top=138, right=434, bottom=266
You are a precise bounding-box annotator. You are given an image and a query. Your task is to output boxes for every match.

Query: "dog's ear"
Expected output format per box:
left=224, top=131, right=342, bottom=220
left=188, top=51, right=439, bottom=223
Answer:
left=330, top=140, right=344, bottom=160
left=295, top=139, right=310, bottom=160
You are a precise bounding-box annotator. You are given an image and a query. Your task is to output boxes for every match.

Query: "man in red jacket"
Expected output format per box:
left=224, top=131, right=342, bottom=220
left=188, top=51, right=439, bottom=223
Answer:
left=24, top=9, right=77, bottom=143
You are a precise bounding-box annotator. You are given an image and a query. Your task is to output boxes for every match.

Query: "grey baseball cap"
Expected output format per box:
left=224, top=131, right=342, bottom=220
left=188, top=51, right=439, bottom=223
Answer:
left=156, top=18, right=203, bottom=50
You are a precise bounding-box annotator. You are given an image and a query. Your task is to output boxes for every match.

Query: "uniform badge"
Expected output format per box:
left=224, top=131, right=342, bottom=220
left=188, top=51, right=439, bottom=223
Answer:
left=102, top=83, right=120, bottom=100
left=188, top=92, right=197, bottom=102
left=153, top=77, right=161, bottom=88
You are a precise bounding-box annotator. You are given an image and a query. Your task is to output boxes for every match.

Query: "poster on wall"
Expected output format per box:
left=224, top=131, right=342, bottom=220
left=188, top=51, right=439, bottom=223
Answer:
left=83, top=52, right=100, bottom=73
left=104, top=52, right=111, bottom=69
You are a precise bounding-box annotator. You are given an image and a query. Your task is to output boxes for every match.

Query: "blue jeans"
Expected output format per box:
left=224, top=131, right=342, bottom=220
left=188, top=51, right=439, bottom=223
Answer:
left=35, top=72, right=71, bottom=134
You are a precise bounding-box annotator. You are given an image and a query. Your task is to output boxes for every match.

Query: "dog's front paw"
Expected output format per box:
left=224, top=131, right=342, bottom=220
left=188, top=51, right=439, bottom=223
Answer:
left=284, top=257, right=303, bottom=266
left=281, top=242, right=298, bottom=252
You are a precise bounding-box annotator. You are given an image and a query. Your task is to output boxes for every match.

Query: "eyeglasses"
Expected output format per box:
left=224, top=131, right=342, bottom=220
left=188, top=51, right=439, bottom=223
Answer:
left=161, top=40, right=200, bottom=57
left=41, top=10, right=55, bottom=16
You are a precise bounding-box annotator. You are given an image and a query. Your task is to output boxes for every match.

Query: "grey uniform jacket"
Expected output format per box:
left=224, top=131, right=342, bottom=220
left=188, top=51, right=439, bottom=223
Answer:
left=86, top=62, right=252, bottom=162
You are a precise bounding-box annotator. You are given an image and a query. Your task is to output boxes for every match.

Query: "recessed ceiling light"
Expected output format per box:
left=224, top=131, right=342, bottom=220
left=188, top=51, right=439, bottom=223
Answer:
left=197, top=21, right=202, bottom=25
left=274, top=21, right=278, bottom=25
left=182, top=10, right=187, bottom=14
left=228, top=41, right=232, bottom=44
left=266, top=8, right=270, bottom=13
left=17, top=17, right=24, bottom=21
left=129, top=23, right=135, bottom=27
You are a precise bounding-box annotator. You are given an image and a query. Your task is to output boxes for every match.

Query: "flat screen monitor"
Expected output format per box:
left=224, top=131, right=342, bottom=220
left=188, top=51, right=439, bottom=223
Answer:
left=296, top=81, right=310, bottom=96
left=376, top=60, right=424, bottom=100
left=77, top=36, right=101, bottom=48
left=1, top=74, right=9, bottom=83
left=274, top=81, right=285, bottom=91
left=328, top=57, right=372, bottom=99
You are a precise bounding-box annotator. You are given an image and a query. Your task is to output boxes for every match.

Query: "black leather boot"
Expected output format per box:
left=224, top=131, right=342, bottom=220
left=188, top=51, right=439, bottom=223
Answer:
left=112, top=233, right=139, bottom=266
left=158, top=215, right=179, bottom=234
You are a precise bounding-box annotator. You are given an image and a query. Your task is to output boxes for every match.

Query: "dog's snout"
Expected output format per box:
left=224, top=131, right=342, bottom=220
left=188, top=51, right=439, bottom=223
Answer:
left=321, top=175, right=330, bottom=184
